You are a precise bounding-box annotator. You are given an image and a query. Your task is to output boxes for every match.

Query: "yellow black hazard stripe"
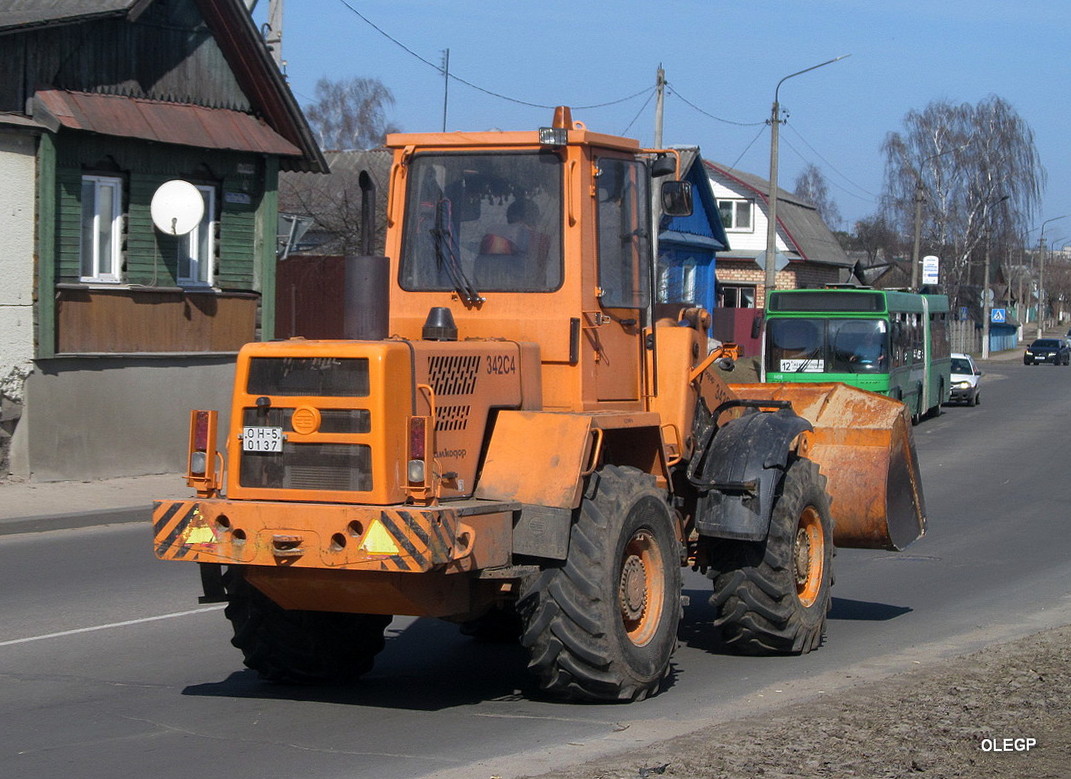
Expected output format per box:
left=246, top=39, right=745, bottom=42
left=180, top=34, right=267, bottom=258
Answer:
left=153, top=500, right=202, bottom=561
left=153, top=499, right=463, bottom=572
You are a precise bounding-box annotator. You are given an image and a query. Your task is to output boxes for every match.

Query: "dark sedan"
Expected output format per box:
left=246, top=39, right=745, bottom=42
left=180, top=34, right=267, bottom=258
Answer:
left=1024, top=338, right=1070, bottom=365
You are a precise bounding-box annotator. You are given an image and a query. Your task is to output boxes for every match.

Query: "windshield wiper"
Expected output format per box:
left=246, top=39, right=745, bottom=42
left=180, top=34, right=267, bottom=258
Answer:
left=431, top=199, right=482, bottom=306
left=795, top=351, right=821, bottom=372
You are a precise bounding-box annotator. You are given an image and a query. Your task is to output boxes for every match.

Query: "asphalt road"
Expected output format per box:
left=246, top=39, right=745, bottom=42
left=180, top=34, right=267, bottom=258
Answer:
left=2, top=359, right=1070, bottom=779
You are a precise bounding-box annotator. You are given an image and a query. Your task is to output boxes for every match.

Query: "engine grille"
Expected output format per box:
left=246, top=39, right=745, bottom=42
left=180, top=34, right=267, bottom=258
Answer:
left=239, top=407, right=373, bottom=492
left=427, top=354, right=480, bottom=395
left=239, top=442, right=372, bottom=491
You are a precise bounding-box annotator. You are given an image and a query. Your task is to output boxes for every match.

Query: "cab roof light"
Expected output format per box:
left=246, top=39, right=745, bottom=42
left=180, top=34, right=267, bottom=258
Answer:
left=540, top=106, right=573, bottom=147
left=539, top=126, right=568, bottom=147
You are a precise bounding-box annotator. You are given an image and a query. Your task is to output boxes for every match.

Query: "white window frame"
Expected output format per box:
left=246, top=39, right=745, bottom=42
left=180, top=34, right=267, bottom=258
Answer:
left=719, top=283, right=757, bottom=308
left=682, top=262, right=697, bottom=303
left=80, top=175, right=123, bottom=283
left=718, top=198, right=754, bottom=233
left=178, top=185, right=217, bottom=287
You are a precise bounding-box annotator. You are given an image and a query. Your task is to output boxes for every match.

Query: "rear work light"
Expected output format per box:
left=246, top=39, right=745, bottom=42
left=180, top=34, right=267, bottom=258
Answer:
left=187, top=409, right=222, bottom=496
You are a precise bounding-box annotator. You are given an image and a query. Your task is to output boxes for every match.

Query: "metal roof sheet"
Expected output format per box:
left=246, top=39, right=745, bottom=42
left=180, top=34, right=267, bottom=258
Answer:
left=33, top=88, right=302, bottom=157
left=0, top=1, right=134, bottom=31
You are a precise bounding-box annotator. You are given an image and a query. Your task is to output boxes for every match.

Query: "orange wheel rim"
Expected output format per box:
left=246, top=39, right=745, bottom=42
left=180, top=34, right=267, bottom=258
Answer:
left=794, top=506, right=825, bottom=608
left=618, top=530, right=665, bottom=646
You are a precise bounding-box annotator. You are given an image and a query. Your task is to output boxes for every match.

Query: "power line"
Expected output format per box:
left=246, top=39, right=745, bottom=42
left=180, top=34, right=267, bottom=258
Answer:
left=782, top=123, right=879, bottom=201
left=333, top=0, right=653, bottom=111
left=620, top=88, right=657, bottom=136
left=664, top=84, right=765, bottom=127
left=727, top=124, right=768, bottom=171
left=779, top=133, right=877, bottom=206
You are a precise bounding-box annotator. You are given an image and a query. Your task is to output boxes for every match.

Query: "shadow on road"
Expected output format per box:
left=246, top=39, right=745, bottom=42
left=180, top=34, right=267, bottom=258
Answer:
left=829, top=597, right=912, bottom=621
left=678, top=588, right=912, bottom=653
left=179, top=593, right=908, bottom=710
left=181, top=616, right=541, bottom=710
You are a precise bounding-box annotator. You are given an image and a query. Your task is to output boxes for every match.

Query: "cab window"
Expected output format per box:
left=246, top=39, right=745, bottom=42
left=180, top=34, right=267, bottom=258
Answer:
left=596, top=158, right=650, bottom=309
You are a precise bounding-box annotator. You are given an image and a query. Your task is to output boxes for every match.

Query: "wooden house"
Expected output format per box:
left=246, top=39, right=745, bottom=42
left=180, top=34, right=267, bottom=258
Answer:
left=0, top=0, right=324, bottom=479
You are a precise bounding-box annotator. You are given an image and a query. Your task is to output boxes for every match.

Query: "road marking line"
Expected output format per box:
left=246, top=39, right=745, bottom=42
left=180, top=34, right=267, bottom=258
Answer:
left=0, top=605, right=225, bottom=647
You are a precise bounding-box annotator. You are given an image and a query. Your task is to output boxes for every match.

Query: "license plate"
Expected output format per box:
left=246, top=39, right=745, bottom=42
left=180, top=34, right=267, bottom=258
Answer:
left=243, top=426, right=284, bottom=452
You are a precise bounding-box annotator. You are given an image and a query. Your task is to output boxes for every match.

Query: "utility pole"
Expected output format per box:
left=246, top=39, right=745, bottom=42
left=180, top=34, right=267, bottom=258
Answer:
left=654, top=65, right=665, bottom=148
left=264, top=0, right=284, bottom=69
left=441, top=49, right=450, bottom=132
left=764, top=94, right=781, bottom=303
left=651, top=65, right=666, bottom=320
left=1037, top=234, right=1046, bottom=340
left=981, top=195, right=1008, bottom=360
left=911, top=181, right=924, bottom=290
left=1034, top=215, right=1070, bottom=340
left=764, top=56, right=849, bottom=305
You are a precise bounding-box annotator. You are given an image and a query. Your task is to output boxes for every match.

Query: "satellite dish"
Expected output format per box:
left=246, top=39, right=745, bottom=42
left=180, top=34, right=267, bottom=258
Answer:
left=151, top=180, right=204, bottom=236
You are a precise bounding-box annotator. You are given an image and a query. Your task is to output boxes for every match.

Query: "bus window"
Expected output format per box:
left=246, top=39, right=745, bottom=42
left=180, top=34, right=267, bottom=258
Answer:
left=830, top=319, right=889, bottom=373
left=767, top=319, right=825, bottom=373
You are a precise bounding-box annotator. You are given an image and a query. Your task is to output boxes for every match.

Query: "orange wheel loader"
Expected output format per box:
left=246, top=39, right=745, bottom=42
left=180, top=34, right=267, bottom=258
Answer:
left=153, top=107, right=926, bottom=702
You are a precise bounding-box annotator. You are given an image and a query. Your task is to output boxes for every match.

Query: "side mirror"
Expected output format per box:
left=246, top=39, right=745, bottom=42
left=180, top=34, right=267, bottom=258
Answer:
left=661, top=180, right=693, bottom=216
left=651, top=155, right=677, bottom=178
left=751, top=316, right=762, bottom=340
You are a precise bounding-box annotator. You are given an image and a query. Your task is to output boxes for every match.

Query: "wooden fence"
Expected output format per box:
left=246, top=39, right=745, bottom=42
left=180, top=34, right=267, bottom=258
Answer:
left=949, top=319, right=981, bottom=355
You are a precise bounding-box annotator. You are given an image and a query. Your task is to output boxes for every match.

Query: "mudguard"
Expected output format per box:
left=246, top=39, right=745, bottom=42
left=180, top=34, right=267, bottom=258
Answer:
left=690, top=408, right=812, bottom=542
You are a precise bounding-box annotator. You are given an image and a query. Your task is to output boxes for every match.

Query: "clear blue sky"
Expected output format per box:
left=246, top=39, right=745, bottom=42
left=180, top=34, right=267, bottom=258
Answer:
left=255, top=0, right=1071, bottom=241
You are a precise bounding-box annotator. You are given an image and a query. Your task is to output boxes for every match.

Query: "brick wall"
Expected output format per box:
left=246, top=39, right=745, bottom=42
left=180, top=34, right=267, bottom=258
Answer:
left=716, top=260, right=842, bottom=309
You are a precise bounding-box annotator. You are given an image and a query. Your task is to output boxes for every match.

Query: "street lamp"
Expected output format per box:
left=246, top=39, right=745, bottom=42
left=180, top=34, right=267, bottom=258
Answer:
left=764, top=55, right=850, bottom=301
left=981, top=195, right=1009, bottom=360
left=1036, top=215, right=1070, bottom=340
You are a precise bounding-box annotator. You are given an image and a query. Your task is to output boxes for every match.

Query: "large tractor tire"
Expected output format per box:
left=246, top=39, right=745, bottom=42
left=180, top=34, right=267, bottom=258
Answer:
left=224, top=567, right=391, bottom=684
left=518, top=465, right=683, bottom=702
left=708, top=458, right=834, bottom=655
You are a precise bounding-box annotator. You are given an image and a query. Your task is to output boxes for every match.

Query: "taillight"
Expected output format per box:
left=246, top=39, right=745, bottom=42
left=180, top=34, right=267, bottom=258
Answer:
left=408, top=416, right=427, bottom=484
left=191, top=411, right=211, bottom=472
left=187, top=409, right=220, bottom=495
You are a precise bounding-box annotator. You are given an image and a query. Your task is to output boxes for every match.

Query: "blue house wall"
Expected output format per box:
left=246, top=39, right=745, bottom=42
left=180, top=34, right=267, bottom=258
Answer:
left=657, top=155, right=728, bottom=314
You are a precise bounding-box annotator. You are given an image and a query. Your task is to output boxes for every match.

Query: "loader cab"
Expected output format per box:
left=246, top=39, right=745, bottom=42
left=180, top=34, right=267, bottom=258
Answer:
left=385, top=108, right=691, bottom=411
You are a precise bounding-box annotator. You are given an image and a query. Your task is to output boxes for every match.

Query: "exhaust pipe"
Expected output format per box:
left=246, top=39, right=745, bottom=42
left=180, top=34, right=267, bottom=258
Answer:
left=344, top=171, right=390, bottom=340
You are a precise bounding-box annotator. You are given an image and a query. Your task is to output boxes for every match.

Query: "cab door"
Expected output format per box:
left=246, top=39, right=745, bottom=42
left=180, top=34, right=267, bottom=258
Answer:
left=591, top=156, right=649, bottom=403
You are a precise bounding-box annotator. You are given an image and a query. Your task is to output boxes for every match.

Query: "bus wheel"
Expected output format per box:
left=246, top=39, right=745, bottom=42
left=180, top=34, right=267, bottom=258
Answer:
left=930, top=383, right=944, bottom=418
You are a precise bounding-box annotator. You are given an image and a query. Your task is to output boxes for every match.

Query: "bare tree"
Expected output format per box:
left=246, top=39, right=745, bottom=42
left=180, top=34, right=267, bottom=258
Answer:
left=1044, top=259, right=1071, bottom=324
left=304, top=77, right=401, bottom=151
left=793, top=163, right=842, bottom=230
left=880, top=96, right=1044, bottom=307
left=279, top=150, right=391, bottom=256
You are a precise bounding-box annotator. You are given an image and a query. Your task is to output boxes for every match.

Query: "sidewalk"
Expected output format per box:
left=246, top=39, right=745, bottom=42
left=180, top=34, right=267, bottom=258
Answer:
left=0, top=472, right=192, bottom=534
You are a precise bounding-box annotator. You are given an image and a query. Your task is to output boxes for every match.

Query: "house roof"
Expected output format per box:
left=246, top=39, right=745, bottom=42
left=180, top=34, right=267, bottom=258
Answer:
left=0, top=0, right=326, bottom=173
left=33, top=88, right=302, bottom=157
left=278, top=148, right=393, bottom=255
left=703, top=160, right=851, bottom=269
left=280, top=149, right=392, bottom=213
left=0, top=0, right=136, bottom=30
left=660, top=146, right=729, bottom=252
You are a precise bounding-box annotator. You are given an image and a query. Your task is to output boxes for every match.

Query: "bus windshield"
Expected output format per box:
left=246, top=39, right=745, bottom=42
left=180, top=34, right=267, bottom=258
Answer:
left=767, top=318, right=889, bottom=374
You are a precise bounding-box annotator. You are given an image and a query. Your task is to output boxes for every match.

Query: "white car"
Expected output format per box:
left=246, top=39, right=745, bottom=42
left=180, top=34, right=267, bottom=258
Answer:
left=949, top=352, right=981, bottom=406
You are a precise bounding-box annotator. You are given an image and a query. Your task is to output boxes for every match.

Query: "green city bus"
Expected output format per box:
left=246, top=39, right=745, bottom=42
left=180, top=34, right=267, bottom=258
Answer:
left=761, top=289, right=952, bottom=420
